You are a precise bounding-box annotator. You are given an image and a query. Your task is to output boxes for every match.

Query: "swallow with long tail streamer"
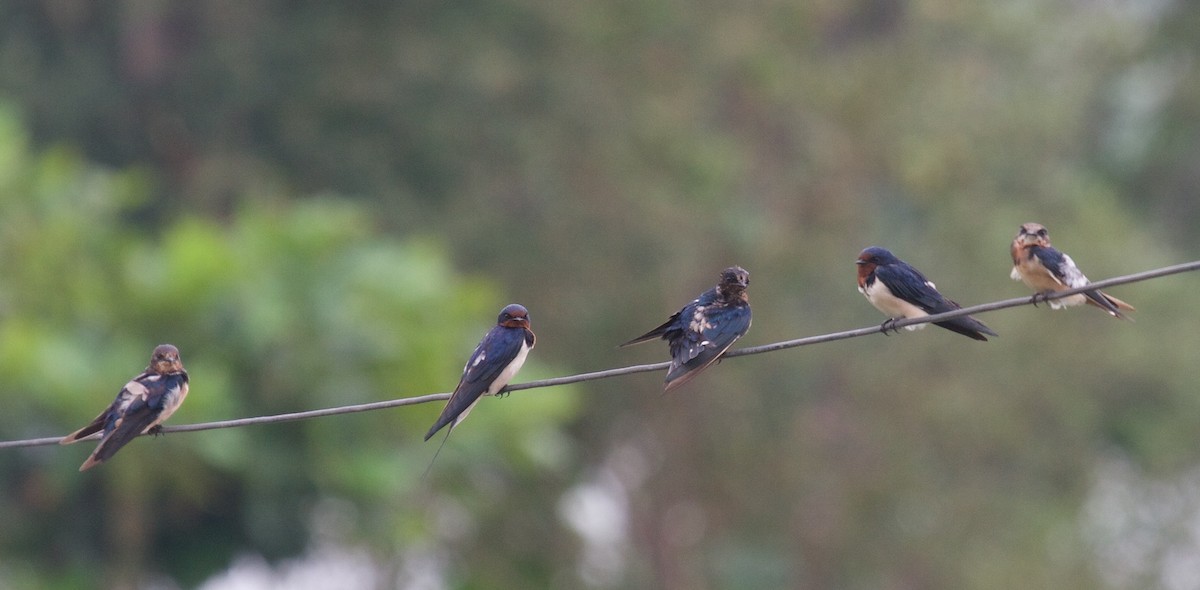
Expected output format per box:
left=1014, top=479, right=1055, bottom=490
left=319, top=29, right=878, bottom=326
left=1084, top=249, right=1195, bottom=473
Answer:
left=856, top=247, right=997, bottom=341
left=61, top=344, right=190, bottom=471
left=1010, top=222, right=1134, bottom=319
left=425, top=304, right=535, bottom=442
left=621, top=266, right=752, bottom=391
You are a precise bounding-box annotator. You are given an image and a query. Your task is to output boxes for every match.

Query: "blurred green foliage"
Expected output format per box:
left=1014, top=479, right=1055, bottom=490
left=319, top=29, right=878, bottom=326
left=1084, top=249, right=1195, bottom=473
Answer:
left=0, top=1, right=1199, bottom=589
left=0, top=104, right=580, bottom=588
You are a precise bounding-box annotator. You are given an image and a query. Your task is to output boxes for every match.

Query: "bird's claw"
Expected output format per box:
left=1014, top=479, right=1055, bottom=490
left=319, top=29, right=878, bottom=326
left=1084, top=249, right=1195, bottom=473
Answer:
left=148, top=425, right=164, bottom=437
left=880, top=319, right=899, bottom=335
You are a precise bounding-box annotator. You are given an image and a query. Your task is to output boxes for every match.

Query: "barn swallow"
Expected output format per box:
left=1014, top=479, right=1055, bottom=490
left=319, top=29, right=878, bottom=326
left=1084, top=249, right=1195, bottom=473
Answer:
left=1010, top=222, right=1134, bottom=319
left=621, top=266, right=752, bottom=391
left=60, top=344, right=190, bottom=471
left=424, top=304, right=536, bottom=441
left=856, top=247, right=998, bottom=341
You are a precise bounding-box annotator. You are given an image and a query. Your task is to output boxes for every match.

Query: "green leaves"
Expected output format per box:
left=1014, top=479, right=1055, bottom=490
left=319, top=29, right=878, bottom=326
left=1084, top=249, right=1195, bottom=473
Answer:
left=0, top=108, right=580, bottom=586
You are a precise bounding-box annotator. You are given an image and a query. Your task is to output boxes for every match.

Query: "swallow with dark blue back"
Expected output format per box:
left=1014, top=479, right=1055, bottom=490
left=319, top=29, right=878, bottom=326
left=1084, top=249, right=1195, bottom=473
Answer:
left=856, top=247, right=997, bottom=341
left=1010, top=222, right=1134, bottom=319
left=621, top=266, right=752, bottom=391
left=61, top=344, right=190, bottom=471
left=424, top=304, right=535, bottom=442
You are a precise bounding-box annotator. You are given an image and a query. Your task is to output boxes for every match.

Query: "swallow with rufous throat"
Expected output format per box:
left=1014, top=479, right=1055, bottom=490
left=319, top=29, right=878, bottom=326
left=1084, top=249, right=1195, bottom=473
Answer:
left=856, top=247, right=998, bottom=341
left=424, top=304, right=535, bottom=442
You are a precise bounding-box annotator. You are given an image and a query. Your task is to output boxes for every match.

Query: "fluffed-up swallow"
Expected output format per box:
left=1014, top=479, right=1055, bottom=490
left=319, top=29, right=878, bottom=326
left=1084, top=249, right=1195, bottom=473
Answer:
left=1010, top=222, right=1134, bottom=319
left=621, top=266, right=752, bottom=391
left=856, top=247, right=998, bottom=341
left=60, top=344, right=190, bottom=471
left=424, top=304, right=535, bottom=442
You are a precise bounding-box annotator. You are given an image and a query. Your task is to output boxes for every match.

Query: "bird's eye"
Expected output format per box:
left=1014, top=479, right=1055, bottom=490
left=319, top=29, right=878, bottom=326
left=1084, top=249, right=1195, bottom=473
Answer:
left=1038, top=229, right=1047, bottom=236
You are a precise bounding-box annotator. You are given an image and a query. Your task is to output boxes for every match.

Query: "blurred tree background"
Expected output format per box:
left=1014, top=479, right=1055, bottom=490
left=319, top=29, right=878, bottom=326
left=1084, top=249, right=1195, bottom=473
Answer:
left=0, top=0, right=1198, bottom=588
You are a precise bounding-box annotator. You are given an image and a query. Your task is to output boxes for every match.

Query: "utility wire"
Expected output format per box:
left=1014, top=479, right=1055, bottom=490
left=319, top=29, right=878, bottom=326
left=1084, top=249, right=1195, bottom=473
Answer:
left=2, top=260, right=1198, bottom=451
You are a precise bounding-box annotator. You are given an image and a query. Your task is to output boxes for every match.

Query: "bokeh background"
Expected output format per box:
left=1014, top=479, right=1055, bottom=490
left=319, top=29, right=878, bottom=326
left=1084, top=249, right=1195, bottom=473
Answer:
left=1, top=1, right=1199, bottom=588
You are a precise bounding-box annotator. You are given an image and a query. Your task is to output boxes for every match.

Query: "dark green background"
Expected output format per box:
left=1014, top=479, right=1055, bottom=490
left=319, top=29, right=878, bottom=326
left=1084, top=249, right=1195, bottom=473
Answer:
left=1, top=1, right=1198, bottom=588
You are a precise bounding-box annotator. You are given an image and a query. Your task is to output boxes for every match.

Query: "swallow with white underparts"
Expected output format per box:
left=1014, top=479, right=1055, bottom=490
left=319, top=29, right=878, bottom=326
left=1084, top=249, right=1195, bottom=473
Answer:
left=424, top=304, right=535, bottom=442
left=60, top=344, right=190, bottom=471
left=1010, top=222, right=1134, bottom=319
left=621, top=266, right=752, bottom=391
left=856, top=247, right=998, bottom=341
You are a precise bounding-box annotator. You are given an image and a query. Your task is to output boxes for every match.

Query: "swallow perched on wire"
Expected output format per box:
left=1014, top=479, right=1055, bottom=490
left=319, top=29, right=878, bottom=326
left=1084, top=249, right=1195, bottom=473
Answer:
left=856, top=247, right=998, bottom=341
left=60, top=344, right=190, bottom=471
left=621, top=266, right=752, bottom=391
left=424, top=304, right=535, bottom=442
left=1010, top=222, right=1134, bottom=319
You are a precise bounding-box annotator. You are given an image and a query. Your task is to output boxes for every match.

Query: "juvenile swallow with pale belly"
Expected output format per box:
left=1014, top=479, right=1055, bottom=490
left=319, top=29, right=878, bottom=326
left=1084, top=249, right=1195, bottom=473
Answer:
left=61, top=344, right=190, bottom=471
left=856, top=247, right=998, bottom=341
left=1010, top=222, right=1134, bottom=319
left=621, top=266, right=752, bottom=391
left=424, top=304, right=535, bottom=441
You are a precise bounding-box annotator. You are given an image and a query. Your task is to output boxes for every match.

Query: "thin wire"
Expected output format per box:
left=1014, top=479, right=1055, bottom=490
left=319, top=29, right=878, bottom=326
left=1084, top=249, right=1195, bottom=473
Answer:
left=3, top=260, right=1198, bottom=451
